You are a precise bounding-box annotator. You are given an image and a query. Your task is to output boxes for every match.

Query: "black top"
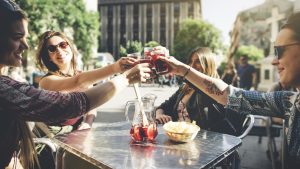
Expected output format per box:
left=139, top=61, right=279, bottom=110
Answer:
left=157, top=84, right=246, bottom=135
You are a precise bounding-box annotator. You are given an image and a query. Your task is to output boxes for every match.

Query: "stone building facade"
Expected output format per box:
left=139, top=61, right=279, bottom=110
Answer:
left=234, top=0, right=300, bottom=91
left=238, top=0, right=295, bottom=56
left=98, top=0, right=202, bottom=58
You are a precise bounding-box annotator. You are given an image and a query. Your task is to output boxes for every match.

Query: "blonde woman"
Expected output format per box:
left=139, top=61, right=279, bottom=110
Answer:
left=156, top=47, right=243, bottom=135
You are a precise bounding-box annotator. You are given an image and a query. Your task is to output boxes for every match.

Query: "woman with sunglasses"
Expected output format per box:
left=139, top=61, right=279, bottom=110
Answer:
left=156, top=11, right=300, bottom=169
left=0, top=1, right=151, bottom=168
left=35, top=31, right=137, bottom=135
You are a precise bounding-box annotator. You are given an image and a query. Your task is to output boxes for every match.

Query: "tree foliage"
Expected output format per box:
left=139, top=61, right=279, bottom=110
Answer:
left=119, top=40, right=143, bottom=56
left=145, top=41, right=160, bottom=48
left=16, top=0, right=100, bottom=65
left=173, top=19, right=223, bottom=63
left=235, top=45, right=264, bottom=61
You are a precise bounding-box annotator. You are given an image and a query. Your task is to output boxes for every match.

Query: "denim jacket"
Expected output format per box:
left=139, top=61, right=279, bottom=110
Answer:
left=226, top=86, right=300, bottom=159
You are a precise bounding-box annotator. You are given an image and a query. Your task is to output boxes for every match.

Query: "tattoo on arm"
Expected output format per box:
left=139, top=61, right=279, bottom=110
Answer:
left=203, top=79, right=224, bottom=96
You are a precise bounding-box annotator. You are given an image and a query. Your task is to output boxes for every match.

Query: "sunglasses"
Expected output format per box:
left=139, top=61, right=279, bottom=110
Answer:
left=47, top=41, right=69, bottom=53
left=0, top=0, right=20, bottom=11
left=274, top=42, right=300, bottom=60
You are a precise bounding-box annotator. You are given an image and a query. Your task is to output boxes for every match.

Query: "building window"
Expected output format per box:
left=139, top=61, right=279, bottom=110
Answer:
left=264, top=69, right=270, bottom=80
left=146, top=4, right=152, bottom=42
left=120, top=4, right=126, bottom=47
left=107, top=5, right=113, bottom=53
left=188, top=2, right=194, bottom=18
left=133, top=4, right=139, bottom=41
left=160, top=3, right=166, bottom=46
left=174, top=2, right=180, bottom=36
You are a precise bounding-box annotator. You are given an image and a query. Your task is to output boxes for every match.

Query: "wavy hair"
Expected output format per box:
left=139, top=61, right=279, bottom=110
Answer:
left=35, top=31, right=78, bottom=74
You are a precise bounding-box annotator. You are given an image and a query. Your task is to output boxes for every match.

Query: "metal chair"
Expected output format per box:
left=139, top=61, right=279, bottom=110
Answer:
left=211, top=105, right=255, bottom=169
left=248, top=115, right=285, bottom=169
left=237, top=114, right=255, bottom=139
left=31, top=122, right=57, bottom=169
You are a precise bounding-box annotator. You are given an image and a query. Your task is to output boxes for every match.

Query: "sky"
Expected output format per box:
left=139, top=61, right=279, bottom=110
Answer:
left=202, top=0, right=265, bottom=45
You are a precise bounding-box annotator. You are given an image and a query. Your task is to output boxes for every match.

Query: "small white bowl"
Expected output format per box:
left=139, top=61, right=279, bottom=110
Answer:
left=163, top=121, right=200, bottom=142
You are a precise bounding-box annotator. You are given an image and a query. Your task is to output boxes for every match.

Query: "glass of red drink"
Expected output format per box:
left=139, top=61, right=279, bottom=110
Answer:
left=127, top=52, right=141, bottom=59
left=125, top=98, right=158, bottom=142
left=142, top=47, right=169, bottom=74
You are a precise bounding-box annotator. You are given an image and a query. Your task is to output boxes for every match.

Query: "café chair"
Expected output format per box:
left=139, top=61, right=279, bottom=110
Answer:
left=248, top=115, right=286, bottom=169
left=211, top=104, right=255, bottom=138
left=237, top=114, right=255, bottom=139
left=30, top=122, right=57, bottom=169
left=211, top=104, right=255, bottom=169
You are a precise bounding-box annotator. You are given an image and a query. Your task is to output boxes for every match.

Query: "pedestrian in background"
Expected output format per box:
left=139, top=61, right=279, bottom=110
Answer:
left=236, top=55, right=257, bottom=90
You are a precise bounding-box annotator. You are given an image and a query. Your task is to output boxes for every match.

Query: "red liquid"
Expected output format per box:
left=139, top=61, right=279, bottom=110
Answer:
left=144, top=51, right=152, bottom=59
left=139, top=59, right=153, bottom=66
left=151, top=54, right=169, bottom=74
left=130, top=124, right=158, bottom=142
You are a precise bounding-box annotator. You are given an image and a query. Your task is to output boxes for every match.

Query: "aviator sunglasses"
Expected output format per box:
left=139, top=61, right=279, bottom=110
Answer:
left=274, top=42, right=300, bottom=60
left=47, top=41, right=69, bottom=53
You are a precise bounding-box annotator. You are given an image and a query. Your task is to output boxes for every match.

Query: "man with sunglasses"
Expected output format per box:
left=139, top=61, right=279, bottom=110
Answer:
left=156, top=11, right=300, bottom=169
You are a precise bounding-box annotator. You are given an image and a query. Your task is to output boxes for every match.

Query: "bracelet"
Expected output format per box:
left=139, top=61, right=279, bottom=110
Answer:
left=182, top=66, right=191, bottom=79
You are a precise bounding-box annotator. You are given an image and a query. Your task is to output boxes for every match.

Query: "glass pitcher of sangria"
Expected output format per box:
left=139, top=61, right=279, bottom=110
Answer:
left=125, top=97, right=158, bottom=142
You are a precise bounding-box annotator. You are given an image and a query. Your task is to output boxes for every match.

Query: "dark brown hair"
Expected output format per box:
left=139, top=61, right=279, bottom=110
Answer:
left=281, top=11, right=300, bottom=42
left=0, top=1, right=39, bottom=169
left=0, top=0, right=28, bottom=54
left=35, top=31, right=78, bottom=74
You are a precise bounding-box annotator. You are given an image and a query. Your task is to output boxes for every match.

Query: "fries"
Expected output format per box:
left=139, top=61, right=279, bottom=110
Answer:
left=164, top=121, right=199, bottom=133
left=163, top=121, right=200, bottom=142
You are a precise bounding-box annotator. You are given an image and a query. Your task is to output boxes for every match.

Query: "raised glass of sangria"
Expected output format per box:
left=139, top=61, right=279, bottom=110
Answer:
left=143, top=47, right=169, bottom=75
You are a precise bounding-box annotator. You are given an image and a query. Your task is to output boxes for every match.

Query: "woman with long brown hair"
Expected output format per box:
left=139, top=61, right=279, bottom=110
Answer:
left=0, top=1, right=151, bottom=168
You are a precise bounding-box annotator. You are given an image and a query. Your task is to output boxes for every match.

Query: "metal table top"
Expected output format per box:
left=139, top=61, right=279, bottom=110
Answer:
left=53, top=121, right=242, bottom=169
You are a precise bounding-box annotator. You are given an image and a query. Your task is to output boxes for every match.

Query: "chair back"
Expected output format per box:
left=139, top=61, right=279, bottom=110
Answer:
left=237, top=114, right=255, bottom=139
left=211, top=104, right=254, bottom=138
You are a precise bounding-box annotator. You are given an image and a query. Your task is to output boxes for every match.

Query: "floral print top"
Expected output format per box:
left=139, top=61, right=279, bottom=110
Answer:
left=226, top=86, right=300, bottom=159
left=0, top=75, right=89, bottom=168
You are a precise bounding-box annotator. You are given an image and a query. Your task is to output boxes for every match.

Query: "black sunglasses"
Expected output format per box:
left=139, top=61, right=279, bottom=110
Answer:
left=0, top=0, right=20, bottom=11
left=274, top=42, right=300, bottom=60
left=47, top=41, right=69, bottom=53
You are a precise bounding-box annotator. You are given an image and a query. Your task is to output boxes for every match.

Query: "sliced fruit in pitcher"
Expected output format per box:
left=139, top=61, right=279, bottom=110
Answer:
left=130, top=125, right=143, bottom=142
left=146, top=123, right=158, bottom=140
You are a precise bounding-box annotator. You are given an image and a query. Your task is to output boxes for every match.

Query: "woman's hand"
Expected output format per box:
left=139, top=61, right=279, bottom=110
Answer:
left=77, top=122, right=91, bottom=130
left=156, top=110, right=172, bottom=124
left=158, top=56, right=188, bottom=76
left=151, top=46, right=188, bottom=76
left=114, top=57, right=138, bottom=73
left=152, top=46, right=170, bottom=56
left=123, top=63, right=152, bottom=84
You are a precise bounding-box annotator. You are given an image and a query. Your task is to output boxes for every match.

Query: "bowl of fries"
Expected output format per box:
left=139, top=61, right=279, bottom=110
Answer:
left=163, top=121, right=200, bottom=142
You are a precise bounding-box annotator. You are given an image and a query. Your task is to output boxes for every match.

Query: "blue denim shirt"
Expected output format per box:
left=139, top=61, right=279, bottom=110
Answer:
left=226, top=86, right=300, bottom=159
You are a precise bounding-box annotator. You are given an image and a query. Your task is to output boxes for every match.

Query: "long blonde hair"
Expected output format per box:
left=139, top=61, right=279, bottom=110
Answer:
left=183, top=47, right=219, bottom=91
left=186, top=47, right=219, bottom=78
